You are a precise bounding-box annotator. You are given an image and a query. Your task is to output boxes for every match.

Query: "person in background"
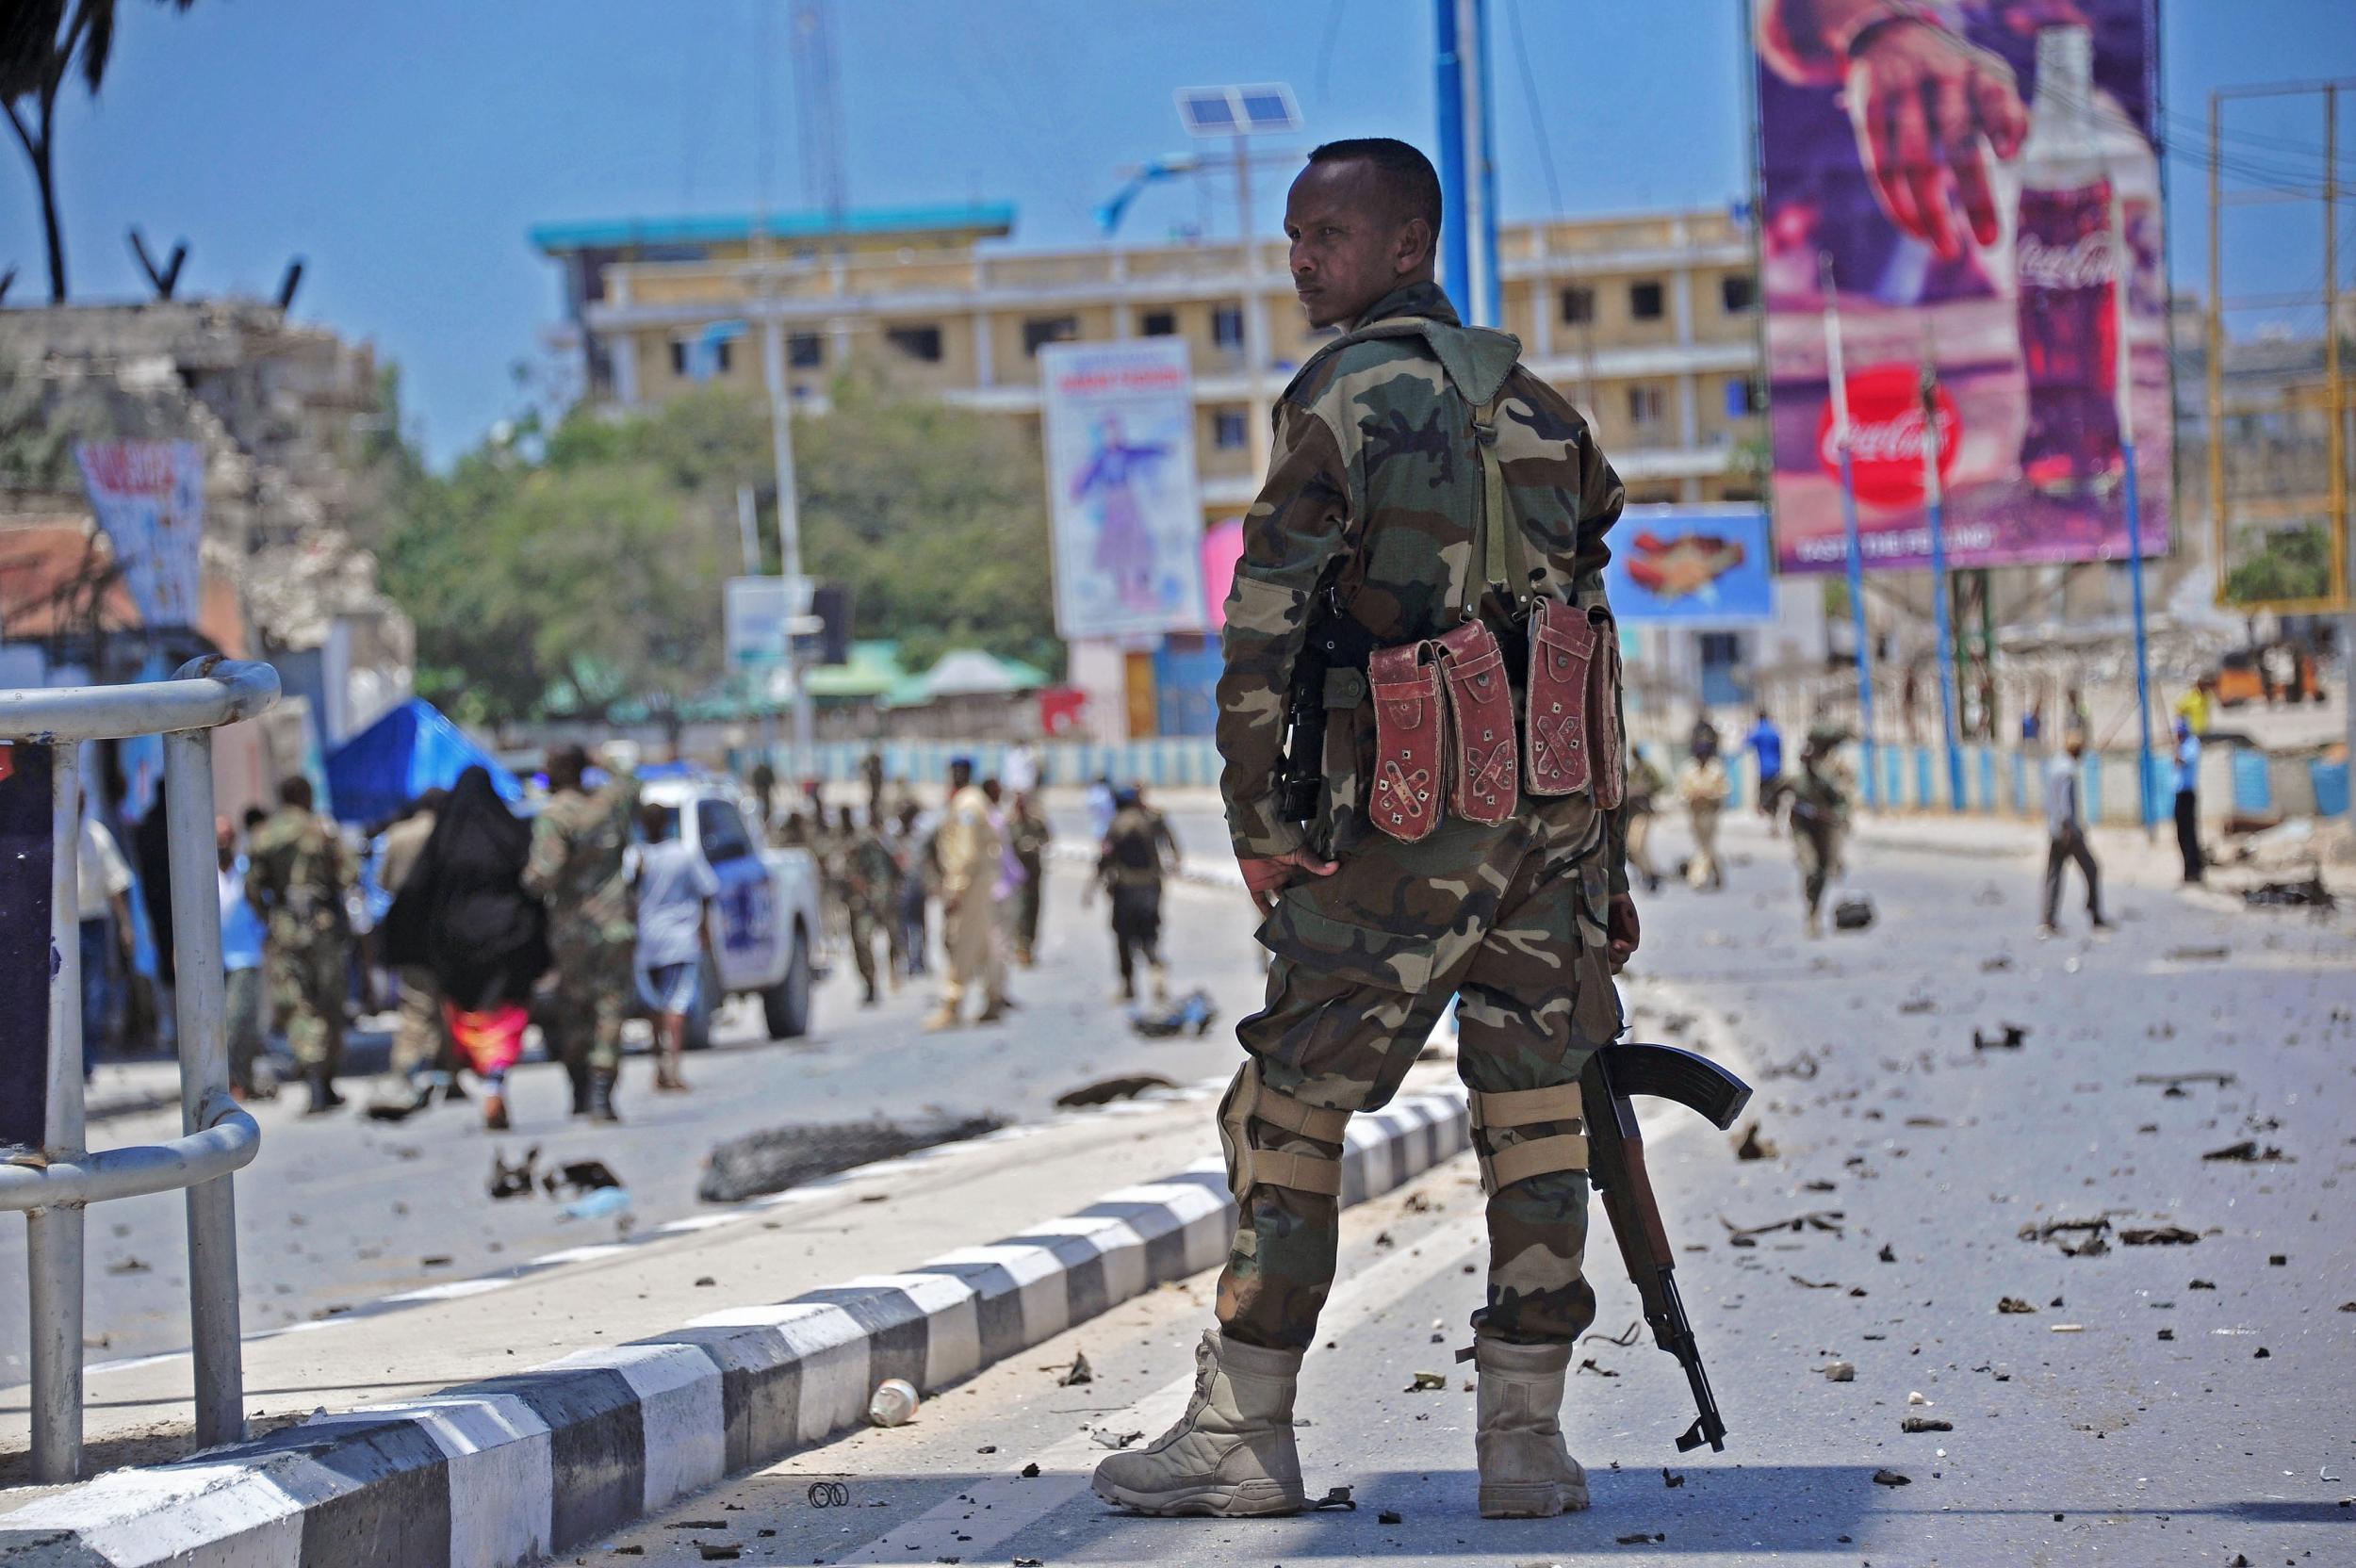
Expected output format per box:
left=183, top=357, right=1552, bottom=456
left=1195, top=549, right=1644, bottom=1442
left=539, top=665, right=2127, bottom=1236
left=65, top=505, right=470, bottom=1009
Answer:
left=748, top=756, right=777, bottom=831
left=216, top=816, right=269, bottom=1100
left=247, top=776, right=355, bottom=1113
left=2171, top=679, right=2210, bottom=740
left=2040, top=729, right=2110, bottom=938
left=2020, top=702, right=2043, bottom=746
left=924, top=757, right=1006, bottom=1031
left=1765, top=725, right=1852, bottom=938
left=1097, top=785, right=1177, bottom=1004
left=891, top=799, right=932, bottom=978
left=979, top=778, right=1022, bottom=1001
left=1086, top=773, right=1119, bottom=841
left=1004, top=738, right=1041, bottom=797
left=860, top=747, right=887, bottom=823
left=837, top=802, right=898, bottom=1007
left=133, top=783, right=176, bottom=1029
left=1677, top=729, right=1731, bottom=891
left=632, top=799, right=717, bottom=1087
left=1621, top=746, right=1665, bottom=894
left=373, top=787, right=450, bottom=1110
left=523, top=743, right=639, bottom=1123
left=383, top=766, right=548, bottom=1131
left=75, top=792, right=135, bottom=1075
left=1744, top=709, right=1784, bottom=837
left=2170, top=715, right=2203, bottom=886
left=1005, top=788, right=1051, bottom=968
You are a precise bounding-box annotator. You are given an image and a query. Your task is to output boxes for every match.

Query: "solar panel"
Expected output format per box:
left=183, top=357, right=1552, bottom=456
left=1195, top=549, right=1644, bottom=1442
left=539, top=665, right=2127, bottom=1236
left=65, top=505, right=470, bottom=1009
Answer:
left=1237, top=84, right=1300, bottom=132
left=1177, top=89, right=1239, bottom=135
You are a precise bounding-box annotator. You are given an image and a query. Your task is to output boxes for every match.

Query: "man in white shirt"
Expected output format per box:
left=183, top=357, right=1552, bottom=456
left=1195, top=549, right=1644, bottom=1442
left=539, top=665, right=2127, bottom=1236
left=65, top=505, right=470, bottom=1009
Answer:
left=2040, top=731, right=2110, bottom=937
left=77, top=797, right=134, bottom=1074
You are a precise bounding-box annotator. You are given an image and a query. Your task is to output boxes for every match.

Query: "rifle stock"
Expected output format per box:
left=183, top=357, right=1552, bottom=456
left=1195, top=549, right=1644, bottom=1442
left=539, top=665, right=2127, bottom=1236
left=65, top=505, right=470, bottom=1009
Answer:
left=1580, top=1041, right=1751, bottom=1454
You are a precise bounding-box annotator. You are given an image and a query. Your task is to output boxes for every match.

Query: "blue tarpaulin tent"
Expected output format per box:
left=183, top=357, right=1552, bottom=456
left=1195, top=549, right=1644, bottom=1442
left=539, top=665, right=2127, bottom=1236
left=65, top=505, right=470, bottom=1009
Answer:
left=324, top=700, right=521, bottom=825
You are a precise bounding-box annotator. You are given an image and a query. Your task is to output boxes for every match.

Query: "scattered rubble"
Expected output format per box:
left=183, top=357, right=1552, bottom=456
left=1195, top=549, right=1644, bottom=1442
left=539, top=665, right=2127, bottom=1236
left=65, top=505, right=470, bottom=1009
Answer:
left=1405, top=1371, right=1448, bottom=1392
left=1057, top=1352, right=1093, bottom=1387
left=697, top=1115, right=1003, bottom=1202
left=1902, top=1416, right=1954, bottom=1433
left=1732, top=1122, right=1779, bottom=1161
left=1997, top=1297, right=2037, bottom=1314
left=1054, top=1074, right=1178, bottom=1108
left=1972, top=1023, right=2028, bottom=1052
left=1822, top=1361, right=1857, bottom=1380
left=1871, top=1469, right=1911, bottom=1486
left=2119, top=1225, right=2201, bottom=1247
left=2201, top=1140, right=2291, bottom=1163
left=2241, top=875, right=2334, bottom=910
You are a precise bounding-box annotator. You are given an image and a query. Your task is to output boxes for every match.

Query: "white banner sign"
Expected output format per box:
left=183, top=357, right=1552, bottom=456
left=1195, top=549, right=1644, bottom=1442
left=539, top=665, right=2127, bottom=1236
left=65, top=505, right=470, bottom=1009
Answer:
left=74, top=440, right=205, bottom=629
left=1039, top=339, right=1207, bottom=640
left=724, top=576, right=812, bottom=665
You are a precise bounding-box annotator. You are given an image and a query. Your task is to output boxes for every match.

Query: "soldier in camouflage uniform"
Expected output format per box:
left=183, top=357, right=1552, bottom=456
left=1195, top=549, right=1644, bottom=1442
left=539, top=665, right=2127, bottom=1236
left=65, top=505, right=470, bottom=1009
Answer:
left=245, top=776, right=356, bottom=1114
left=522, top=743, right=638, bottom=1122
left=1764, top=723, right=1852, bottom=938
left=1094, top=139, right=1639, bottom=1524
left=838, top=804, right=899, bottom=1006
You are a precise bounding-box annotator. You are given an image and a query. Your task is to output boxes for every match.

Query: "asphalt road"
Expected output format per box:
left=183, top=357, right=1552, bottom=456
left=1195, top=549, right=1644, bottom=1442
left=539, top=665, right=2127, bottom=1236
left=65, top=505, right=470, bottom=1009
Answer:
left=597, top=806, right=2356, bottom=1566
left=0, top=821, right=1268, bottom=1383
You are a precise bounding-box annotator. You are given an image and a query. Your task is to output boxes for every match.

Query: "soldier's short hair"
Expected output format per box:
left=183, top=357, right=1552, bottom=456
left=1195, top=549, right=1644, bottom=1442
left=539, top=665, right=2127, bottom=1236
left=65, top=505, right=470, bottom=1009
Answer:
left=277, top=776, right=313, bottom=809
left=1307, top=137, right=1443, bottom=237
left=547, top=743, right=590, bottom=789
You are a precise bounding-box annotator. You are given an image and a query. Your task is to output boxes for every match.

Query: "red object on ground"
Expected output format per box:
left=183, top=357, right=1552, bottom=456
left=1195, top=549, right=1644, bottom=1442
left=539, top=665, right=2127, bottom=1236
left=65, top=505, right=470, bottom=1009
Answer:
left=443, top=1000, right=528, bottom=1078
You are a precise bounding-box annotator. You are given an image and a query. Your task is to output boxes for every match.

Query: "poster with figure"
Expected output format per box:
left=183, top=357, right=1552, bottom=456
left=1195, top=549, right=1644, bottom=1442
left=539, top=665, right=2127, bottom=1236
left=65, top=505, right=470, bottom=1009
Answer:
left=1604, top=507, right=1775, bottom=624
left=1753, top=0, right=2167, bottom=573
left=74, top=440, right=207, bottom=628
left=1039, top=339, right=1207, bottom=639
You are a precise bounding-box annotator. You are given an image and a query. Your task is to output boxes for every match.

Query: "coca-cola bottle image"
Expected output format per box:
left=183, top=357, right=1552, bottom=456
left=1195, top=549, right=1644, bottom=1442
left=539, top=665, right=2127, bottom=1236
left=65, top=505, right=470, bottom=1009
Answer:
left=2011, top=24, right=2151, bottom=498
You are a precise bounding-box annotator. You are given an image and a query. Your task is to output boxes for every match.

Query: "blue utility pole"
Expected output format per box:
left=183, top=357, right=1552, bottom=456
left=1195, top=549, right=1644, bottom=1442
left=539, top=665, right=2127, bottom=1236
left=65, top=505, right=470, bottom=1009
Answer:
left=1821, top=255, right=1878, bottom=806
left=1434, top=0, right=1497, bottom=325
left=1920, top=357, right=1966, bottom=811
left=2110, top=189, right=2159, bottom=830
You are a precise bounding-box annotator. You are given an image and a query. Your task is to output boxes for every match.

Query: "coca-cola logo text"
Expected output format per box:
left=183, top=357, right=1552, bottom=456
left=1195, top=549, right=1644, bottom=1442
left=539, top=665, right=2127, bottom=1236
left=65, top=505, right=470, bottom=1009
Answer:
left=1816, top=364, right=1962, bottom=511
left=2017, top=232, right=2115, bottom=292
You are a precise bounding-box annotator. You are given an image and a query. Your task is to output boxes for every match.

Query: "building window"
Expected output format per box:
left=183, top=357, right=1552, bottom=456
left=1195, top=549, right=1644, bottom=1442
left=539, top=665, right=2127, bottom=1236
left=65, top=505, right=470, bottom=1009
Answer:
left=788, top=333, right=823, bottom=368
left=1626, top=384, right=1665, bottom=427
left=1725, top=376, right=1762, bottom=417
left=1023, top=316, right=1079, bottom=356
left=1141, top=309, right=1177, bottom=337
left=1212, top=305, right=1246, bottom=350
left=1214, top=409, right=1250, bottom=450
left=1629, top=281, right=1664, bottom=320
left=1559, top=286, right=1595, bottom=326
left=668, top=337, right=733, bottom=377
left=1721, top=274, right=1758, bottom=314
left=668, top=340, right=688, bottom=377
left=885, top=323, right=943, bottom=363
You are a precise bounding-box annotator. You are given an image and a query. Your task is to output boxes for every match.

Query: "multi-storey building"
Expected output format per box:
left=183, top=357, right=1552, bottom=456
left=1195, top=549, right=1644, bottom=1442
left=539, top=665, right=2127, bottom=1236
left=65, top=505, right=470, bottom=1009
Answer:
left=532, top=202, right=1766, bottom=516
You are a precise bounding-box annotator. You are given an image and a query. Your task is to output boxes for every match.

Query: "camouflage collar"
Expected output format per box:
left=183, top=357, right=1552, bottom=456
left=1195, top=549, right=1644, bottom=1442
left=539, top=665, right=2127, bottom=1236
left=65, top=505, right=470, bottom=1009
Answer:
left=1349, top=279, right=1459, bottom=332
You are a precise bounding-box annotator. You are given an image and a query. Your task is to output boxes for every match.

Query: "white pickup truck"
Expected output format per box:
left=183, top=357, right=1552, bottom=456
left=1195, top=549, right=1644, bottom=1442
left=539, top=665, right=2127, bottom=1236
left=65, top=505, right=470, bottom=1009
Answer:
left=638, top=774, right=822, bottom=1049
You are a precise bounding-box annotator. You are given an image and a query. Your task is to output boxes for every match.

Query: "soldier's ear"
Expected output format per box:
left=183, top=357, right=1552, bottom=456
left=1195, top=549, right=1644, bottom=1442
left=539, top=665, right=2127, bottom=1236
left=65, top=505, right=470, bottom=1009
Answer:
left=1396, top=216, right=1435, bottom=275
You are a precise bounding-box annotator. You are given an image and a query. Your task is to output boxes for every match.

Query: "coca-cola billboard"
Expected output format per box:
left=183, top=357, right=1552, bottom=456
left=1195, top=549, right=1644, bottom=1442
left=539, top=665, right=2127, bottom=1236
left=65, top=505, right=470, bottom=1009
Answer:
left=1753, top=0, right=2168, bottom=574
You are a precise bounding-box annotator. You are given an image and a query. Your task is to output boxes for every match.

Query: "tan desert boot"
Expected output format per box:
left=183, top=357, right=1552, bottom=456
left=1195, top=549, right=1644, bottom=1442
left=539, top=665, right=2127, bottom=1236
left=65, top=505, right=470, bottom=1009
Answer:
left=1091, top=1330, right=1306, bottom=1517
left=1473, top=1334, right=1590, bottom=1517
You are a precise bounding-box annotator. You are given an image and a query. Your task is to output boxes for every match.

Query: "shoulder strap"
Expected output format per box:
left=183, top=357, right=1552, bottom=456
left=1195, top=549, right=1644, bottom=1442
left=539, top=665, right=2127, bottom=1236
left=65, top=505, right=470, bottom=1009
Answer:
left=1464, top=390, right=1521, bottom=621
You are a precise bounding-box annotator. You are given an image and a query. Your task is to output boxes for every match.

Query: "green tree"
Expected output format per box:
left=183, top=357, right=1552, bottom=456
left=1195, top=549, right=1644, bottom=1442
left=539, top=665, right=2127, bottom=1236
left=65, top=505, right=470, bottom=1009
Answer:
left=2224, top=522, right=2333, bottom=607
left=2, top=0, right=195, bottom=303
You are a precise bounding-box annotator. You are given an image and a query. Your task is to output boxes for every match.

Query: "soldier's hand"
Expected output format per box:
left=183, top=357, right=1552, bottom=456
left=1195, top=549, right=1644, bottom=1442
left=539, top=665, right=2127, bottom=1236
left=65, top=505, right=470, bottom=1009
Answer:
left=1239, top=849, right=1338, bottom=916
left=1607, top=892, right=1642, bottom=972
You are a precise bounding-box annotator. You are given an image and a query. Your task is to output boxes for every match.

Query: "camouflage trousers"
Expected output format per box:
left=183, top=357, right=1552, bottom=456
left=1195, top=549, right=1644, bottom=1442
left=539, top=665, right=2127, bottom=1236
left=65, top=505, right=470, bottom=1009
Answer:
left=1217, top=803, right=1621, bottom=1353
left=547, top=936, right=632, bottom=1074
left=391, top=966, right=452, bottom=1078
left=268, top=938, right=347, bottom=1073
left=1793, top=824, right=1841, bottom=917
left=846, top=896, right=891, bottom=998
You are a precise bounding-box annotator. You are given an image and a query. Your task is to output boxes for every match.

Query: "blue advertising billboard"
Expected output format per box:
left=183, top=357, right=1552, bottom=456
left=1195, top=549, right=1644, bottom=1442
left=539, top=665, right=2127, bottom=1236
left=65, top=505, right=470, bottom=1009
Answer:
left=1603, top=507, right=1775, bottom=625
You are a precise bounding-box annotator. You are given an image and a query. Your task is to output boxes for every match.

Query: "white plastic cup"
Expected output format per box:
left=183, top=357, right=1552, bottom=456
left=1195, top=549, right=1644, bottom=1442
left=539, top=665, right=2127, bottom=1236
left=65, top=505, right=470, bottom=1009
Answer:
left=867, top=1378, right=920, bottom=1427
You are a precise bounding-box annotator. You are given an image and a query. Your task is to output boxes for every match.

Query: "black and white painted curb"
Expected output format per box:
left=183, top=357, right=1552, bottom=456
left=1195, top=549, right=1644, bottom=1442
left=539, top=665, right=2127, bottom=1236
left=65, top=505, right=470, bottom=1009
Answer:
left=0, top=1088, right=1469, bottom=1568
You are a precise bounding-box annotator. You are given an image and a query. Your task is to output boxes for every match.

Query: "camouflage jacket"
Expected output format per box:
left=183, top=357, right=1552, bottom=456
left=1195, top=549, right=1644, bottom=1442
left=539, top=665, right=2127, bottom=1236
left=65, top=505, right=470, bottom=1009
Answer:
left=523, top=774, right=640, bottom=946
left=1214, top=280, right=1628, bottom=879
left=245, top=806, right=354, bottom=948
left=1098, top=805, right=1177, bottom=890
left=1768, top=760, right=1851, bottom=838
left=844, top=829, right=900, bottom=906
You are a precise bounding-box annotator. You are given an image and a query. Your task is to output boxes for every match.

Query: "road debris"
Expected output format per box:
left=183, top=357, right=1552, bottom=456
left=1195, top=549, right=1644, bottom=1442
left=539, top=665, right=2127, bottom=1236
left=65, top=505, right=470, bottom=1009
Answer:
left=1972, top=1023, right=2028, bottom=1052
left=1822, top=1361, right=1857, bottom=1381
left=1406, top=1371, right=1448, bottom=1391
left=2020, top=1216, right=2112, bottom=1257
left=1902, top=1416, right=1954, bottom=1432
left=1898, top=994, right=1935, bottom=1015
left=1871, top=1469, right=1911, bottom=1486
left=1877, top=1244, right=1898, bottom=1263
left=1788, top=1274, right=1840, bottom=1289
left=1662, top=1468, right=1685, bottom=1487
left=1617, top=1532, right=1667, bottom=1544
left=699, top=1115, right=1004, bottom=1202
left=1723, top=1210, right=1845, bottom=1242
left=2241, top=875, right=2333, bottom=910
left=2202, top=1140, right=2292, bottom=1163
left=1585, top=1319, right=1644, bottom=1348
left=1054, top=1074, right=1177, bottom=1108
left=1576, top=1358, right=1621, bottom=1378
left=1997, top=1297, right=2037, bottom=1314
left=1131, top=988, right=1219, bottom=1038
left=867, top=1379, right=920, bottom=1427
left=1732, top=1122, right=1778, bottom=1161
left=2119, top=1225, right=2201, bottom=1246
left=2164, top=944, right=2229, bottom=962
left=1307, top=1486, right=1356, bottom=1511
left=1377, top=1509, right=1403, bottom=1524
left=1090, top=1429, right=1144, bottom=1448
left=2133, top=1071, right=2236, bottom=1090
left=1907, top=1392, right=1931, bottom=1405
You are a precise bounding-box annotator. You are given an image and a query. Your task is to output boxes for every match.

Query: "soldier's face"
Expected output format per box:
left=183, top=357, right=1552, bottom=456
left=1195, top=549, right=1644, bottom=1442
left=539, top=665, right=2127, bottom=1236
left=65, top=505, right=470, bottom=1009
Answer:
left=1284, top=161, right=1425, bottom=329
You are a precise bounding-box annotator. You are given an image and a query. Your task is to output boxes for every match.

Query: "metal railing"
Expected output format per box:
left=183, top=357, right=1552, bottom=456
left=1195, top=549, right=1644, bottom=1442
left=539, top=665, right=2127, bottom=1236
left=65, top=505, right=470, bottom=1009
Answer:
left=0, top=656, right=278, bottom=1482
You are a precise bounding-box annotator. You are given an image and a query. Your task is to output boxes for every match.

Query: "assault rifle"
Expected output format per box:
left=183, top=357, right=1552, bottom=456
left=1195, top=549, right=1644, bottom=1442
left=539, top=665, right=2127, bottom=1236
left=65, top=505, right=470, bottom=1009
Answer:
left=1276, top=594, right=1377, bottom=825
left=1579, top=1040, right=1753, bottom=1453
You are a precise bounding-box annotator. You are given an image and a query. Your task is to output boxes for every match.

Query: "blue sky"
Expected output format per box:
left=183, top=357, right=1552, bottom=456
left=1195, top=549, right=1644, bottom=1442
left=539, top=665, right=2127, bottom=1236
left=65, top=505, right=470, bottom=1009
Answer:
left=8, top=0, right=2349, bottom=465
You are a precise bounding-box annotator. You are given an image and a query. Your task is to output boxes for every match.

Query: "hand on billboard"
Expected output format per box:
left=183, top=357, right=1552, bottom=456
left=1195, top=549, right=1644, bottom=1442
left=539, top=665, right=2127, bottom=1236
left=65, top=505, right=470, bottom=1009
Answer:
left=1240, top=847, right=1337, bottom=917
left=1843, top=18, right=2027, bottom=258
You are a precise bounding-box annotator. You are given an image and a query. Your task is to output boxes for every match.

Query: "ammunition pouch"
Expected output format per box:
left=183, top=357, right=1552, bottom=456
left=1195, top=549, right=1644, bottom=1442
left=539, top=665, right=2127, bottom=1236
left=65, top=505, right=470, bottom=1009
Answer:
left=1525, top=598, right=1598, bottom=797
left=1435, top=619, right=1518, bottom=825
left=1367, top=642, right=1446, bottom=843
left=1219, top=1059, right=1350, bottom=1200
left=1467, top=1082, right=1589, bottom=1195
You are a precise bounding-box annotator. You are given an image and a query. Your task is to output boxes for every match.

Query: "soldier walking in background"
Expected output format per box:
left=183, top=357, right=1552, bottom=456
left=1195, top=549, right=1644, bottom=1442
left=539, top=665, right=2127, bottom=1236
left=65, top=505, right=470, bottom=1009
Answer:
left=924, top=757, right=1006, bottom=1031
left=1095, top=138, right=1634, bottom=1523
left=373, top=787, right=450, bottom=1107
left=839, top=803, right=899, bottom=1006
left=1006, top=789, right=1051, bottom=967
left=1677, top=729, right=1730, bottom=890
left=1764, top=725, right=1850, bottom=937
left=1097, top=784, right=1177, bottom=1004
left=889, top=798, right=931, bottom=977
left=247, top=776, right=355, bottom=1114
left=1621, top=747, right=1665, bottom=893
left=523, top=743, right=639, bottom=1122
